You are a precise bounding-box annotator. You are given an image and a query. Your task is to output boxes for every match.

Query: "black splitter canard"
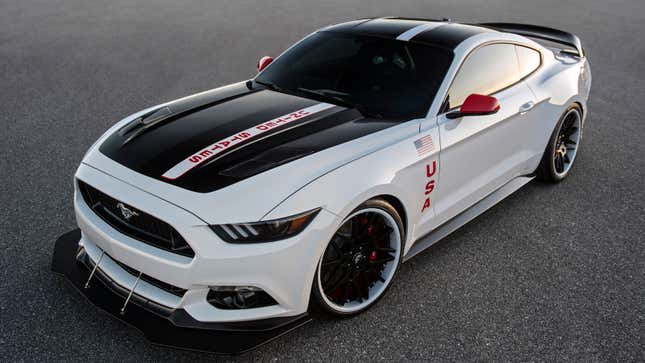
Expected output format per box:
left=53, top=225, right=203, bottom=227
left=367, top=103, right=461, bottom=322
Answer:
left=51, top=229, right=311, bottom=354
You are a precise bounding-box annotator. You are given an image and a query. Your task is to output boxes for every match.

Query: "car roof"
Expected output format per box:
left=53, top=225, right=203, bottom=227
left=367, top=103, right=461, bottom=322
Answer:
left=321, top=17, right=497, bottom=50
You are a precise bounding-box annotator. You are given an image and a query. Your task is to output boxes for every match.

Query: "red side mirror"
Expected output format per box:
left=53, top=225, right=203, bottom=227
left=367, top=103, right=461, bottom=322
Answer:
left=257, top=56, right=273, bottom=72
left=447, top=94, right=500, bottom=119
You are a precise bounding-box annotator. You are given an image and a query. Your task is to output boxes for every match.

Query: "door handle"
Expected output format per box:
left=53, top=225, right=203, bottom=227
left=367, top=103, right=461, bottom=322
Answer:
left=519, top=101, right=535, bottom=115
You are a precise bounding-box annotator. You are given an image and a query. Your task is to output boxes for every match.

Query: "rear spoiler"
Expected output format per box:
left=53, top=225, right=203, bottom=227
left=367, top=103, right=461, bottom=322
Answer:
left=478, top=22, right=584, bottom=57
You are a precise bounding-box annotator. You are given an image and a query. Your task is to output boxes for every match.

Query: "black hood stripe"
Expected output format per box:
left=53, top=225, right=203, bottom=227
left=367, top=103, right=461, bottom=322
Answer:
left=161, top=102, right=336, bottom=180
left=100, top=87, right=399, bottom=193
left=118, top=85, right=257, bottom=146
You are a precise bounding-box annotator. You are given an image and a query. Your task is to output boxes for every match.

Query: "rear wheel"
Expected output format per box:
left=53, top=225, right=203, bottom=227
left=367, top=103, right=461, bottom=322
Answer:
left=311, top=199, right=403, bottom=316
left=537, top=105, right=583, bottom=182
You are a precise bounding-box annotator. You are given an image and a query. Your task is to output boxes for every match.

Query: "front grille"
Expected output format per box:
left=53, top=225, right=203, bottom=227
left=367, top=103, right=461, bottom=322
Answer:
left=78, top=180, right=195, bottom=258
left=79, top=249, right=178, bottom=313
left=113, top=259, right=188, bottom=298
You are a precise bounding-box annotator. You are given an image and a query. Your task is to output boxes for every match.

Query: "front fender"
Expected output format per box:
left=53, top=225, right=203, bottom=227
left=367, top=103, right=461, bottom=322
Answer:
left=264, top=119, right=439, bottom=255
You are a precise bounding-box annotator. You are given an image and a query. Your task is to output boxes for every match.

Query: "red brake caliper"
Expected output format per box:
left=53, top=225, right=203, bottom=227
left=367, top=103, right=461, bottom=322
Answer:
left=367, top=223, right=378, bottom=262
left=369, top=250, right=378, bottom=262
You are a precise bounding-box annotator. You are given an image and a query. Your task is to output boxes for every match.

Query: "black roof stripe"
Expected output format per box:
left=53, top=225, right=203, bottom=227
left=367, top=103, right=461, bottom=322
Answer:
left=322, top=19, right=492, bottom=50
left=410, top=23, right=494, bottom=48
left=320, top=18, right=371, bottom=32
left=352, top=18, right=432, bottom=38
left=324, top=18, right=434, bottom=39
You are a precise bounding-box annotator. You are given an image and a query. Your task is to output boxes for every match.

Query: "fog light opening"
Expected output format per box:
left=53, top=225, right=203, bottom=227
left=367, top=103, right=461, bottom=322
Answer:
left=207, top=286, right=278, bottom=310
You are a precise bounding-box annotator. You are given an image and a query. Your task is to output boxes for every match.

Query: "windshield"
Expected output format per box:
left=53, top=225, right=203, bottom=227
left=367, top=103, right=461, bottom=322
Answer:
left=255, top=31, right=453, bottom=119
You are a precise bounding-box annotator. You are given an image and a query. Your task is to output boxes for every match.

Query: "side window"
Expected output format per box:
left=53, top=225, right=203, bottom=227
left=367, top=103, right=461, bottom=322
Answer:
left=446, top=43, right=520, bottom=109
left=515, top=45, right=541, bottom=78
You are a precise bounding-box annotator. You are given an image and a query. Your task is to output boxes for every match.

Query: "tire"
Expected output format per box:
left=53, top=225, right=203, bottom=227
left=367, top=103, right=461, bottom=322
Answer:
left=536, top=104, right=583, bottom=182
left=311, top=199, right=404, bottom=317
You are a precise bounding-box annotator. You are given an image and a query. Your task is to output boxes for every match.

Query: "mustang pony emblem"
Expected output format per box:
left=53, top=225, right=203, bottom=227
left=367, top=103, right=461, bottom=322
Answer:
left=116, top=202, right=139, bottom=220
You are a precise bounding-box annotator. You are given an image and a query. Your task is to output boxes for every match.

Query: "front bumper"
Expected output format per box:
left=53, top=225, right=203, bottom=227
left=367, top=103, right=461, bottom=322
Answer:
left=52, top=229, right=311, bottom=354
left=73, top=163, right=340, bottom=323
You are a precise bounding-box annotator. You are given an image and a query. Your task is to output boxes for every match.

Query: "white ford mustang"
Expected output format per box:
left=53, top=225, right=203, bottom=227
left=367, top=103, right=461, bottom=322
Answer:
left=52, top=18, right=591, bottom=353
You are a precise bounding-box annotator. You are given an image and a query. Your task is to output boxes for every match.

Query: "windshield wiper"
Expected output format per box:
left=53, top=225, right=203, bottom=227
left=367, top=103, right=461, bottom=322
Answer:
left=254, top=79, right=285, bottom=92
left=296, top=88, right=352, bottom=107
left=352, top=104, right=383, bottom=119
left=296, top=88, right=383, bottom=118
left=255, top=83, right=382, bottom=118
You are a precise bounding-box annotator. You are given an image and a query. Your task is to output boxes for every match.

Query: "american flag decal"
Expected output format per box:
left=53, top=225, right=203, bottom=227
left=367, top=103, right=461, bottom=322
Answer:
left=414, top=135, right=434, bottom=156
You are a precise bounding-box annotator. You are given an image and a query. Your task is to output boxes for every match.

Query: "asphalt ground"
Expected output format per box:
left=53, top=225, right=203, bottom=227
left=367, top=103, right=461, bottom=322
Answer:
left=1, top=0, right=644, bottom=361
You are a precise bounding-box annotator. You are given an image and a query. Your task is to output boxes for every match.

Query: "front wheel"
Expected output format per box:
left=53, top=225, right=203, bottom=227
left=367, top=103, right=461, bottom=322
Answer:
left=536, top=105, right=583, bottom=182
left=311, top=199, right=404, bottom=316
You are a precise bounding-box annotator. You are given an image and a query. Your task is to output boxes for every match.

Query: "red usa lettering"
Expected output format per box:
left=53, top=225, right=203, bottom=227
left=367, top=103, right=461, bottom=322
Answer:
left=421, top=160, right=437, bottom=213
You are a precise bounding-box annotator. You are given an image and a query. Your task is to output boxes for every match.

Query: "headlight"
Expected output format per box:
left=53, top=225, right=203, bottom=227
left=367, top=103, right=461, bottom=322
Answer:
left=210, top=208, right=320, bottom=243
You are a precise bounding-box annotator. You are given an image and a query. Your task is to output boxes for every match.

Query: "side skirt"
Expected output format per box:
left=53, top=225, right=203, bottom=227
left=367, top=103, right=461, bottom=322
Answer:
left=403, top=176, right=534, bottom=262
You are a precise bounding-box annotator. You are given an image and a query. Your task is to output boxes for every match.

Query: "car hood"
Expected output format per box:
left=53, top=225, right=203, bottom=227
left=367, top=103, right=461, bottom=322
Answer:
left=82, top=82, right=403, bottom=223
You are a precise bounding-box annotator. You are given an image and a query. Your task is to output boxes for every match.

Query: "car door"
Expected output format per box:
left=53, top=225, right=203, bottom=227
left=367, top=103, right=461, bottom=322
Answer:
left=425, top=43, right=538, bottom=231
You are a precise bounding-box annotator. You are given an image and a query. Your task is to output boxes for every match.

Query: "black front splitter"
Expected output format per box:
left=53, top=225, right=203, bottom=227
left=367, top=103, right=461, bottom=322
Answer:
left=51, top=229, right=312, bottom=354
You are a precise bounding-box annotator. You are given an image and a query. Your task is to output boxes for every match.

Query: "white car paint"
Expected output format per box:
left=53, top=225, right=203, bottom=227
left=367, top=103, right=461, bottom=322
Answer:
left=73, top=25, right=591, bottom=323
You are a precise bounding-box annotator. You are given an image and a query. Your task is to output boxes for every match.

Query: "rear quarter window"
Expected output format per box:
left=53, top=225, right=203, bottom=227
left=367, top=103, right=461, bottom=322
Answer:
left=445, top=43, right=521, bottom=109
left=515, top=45, right=541, bottom=78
